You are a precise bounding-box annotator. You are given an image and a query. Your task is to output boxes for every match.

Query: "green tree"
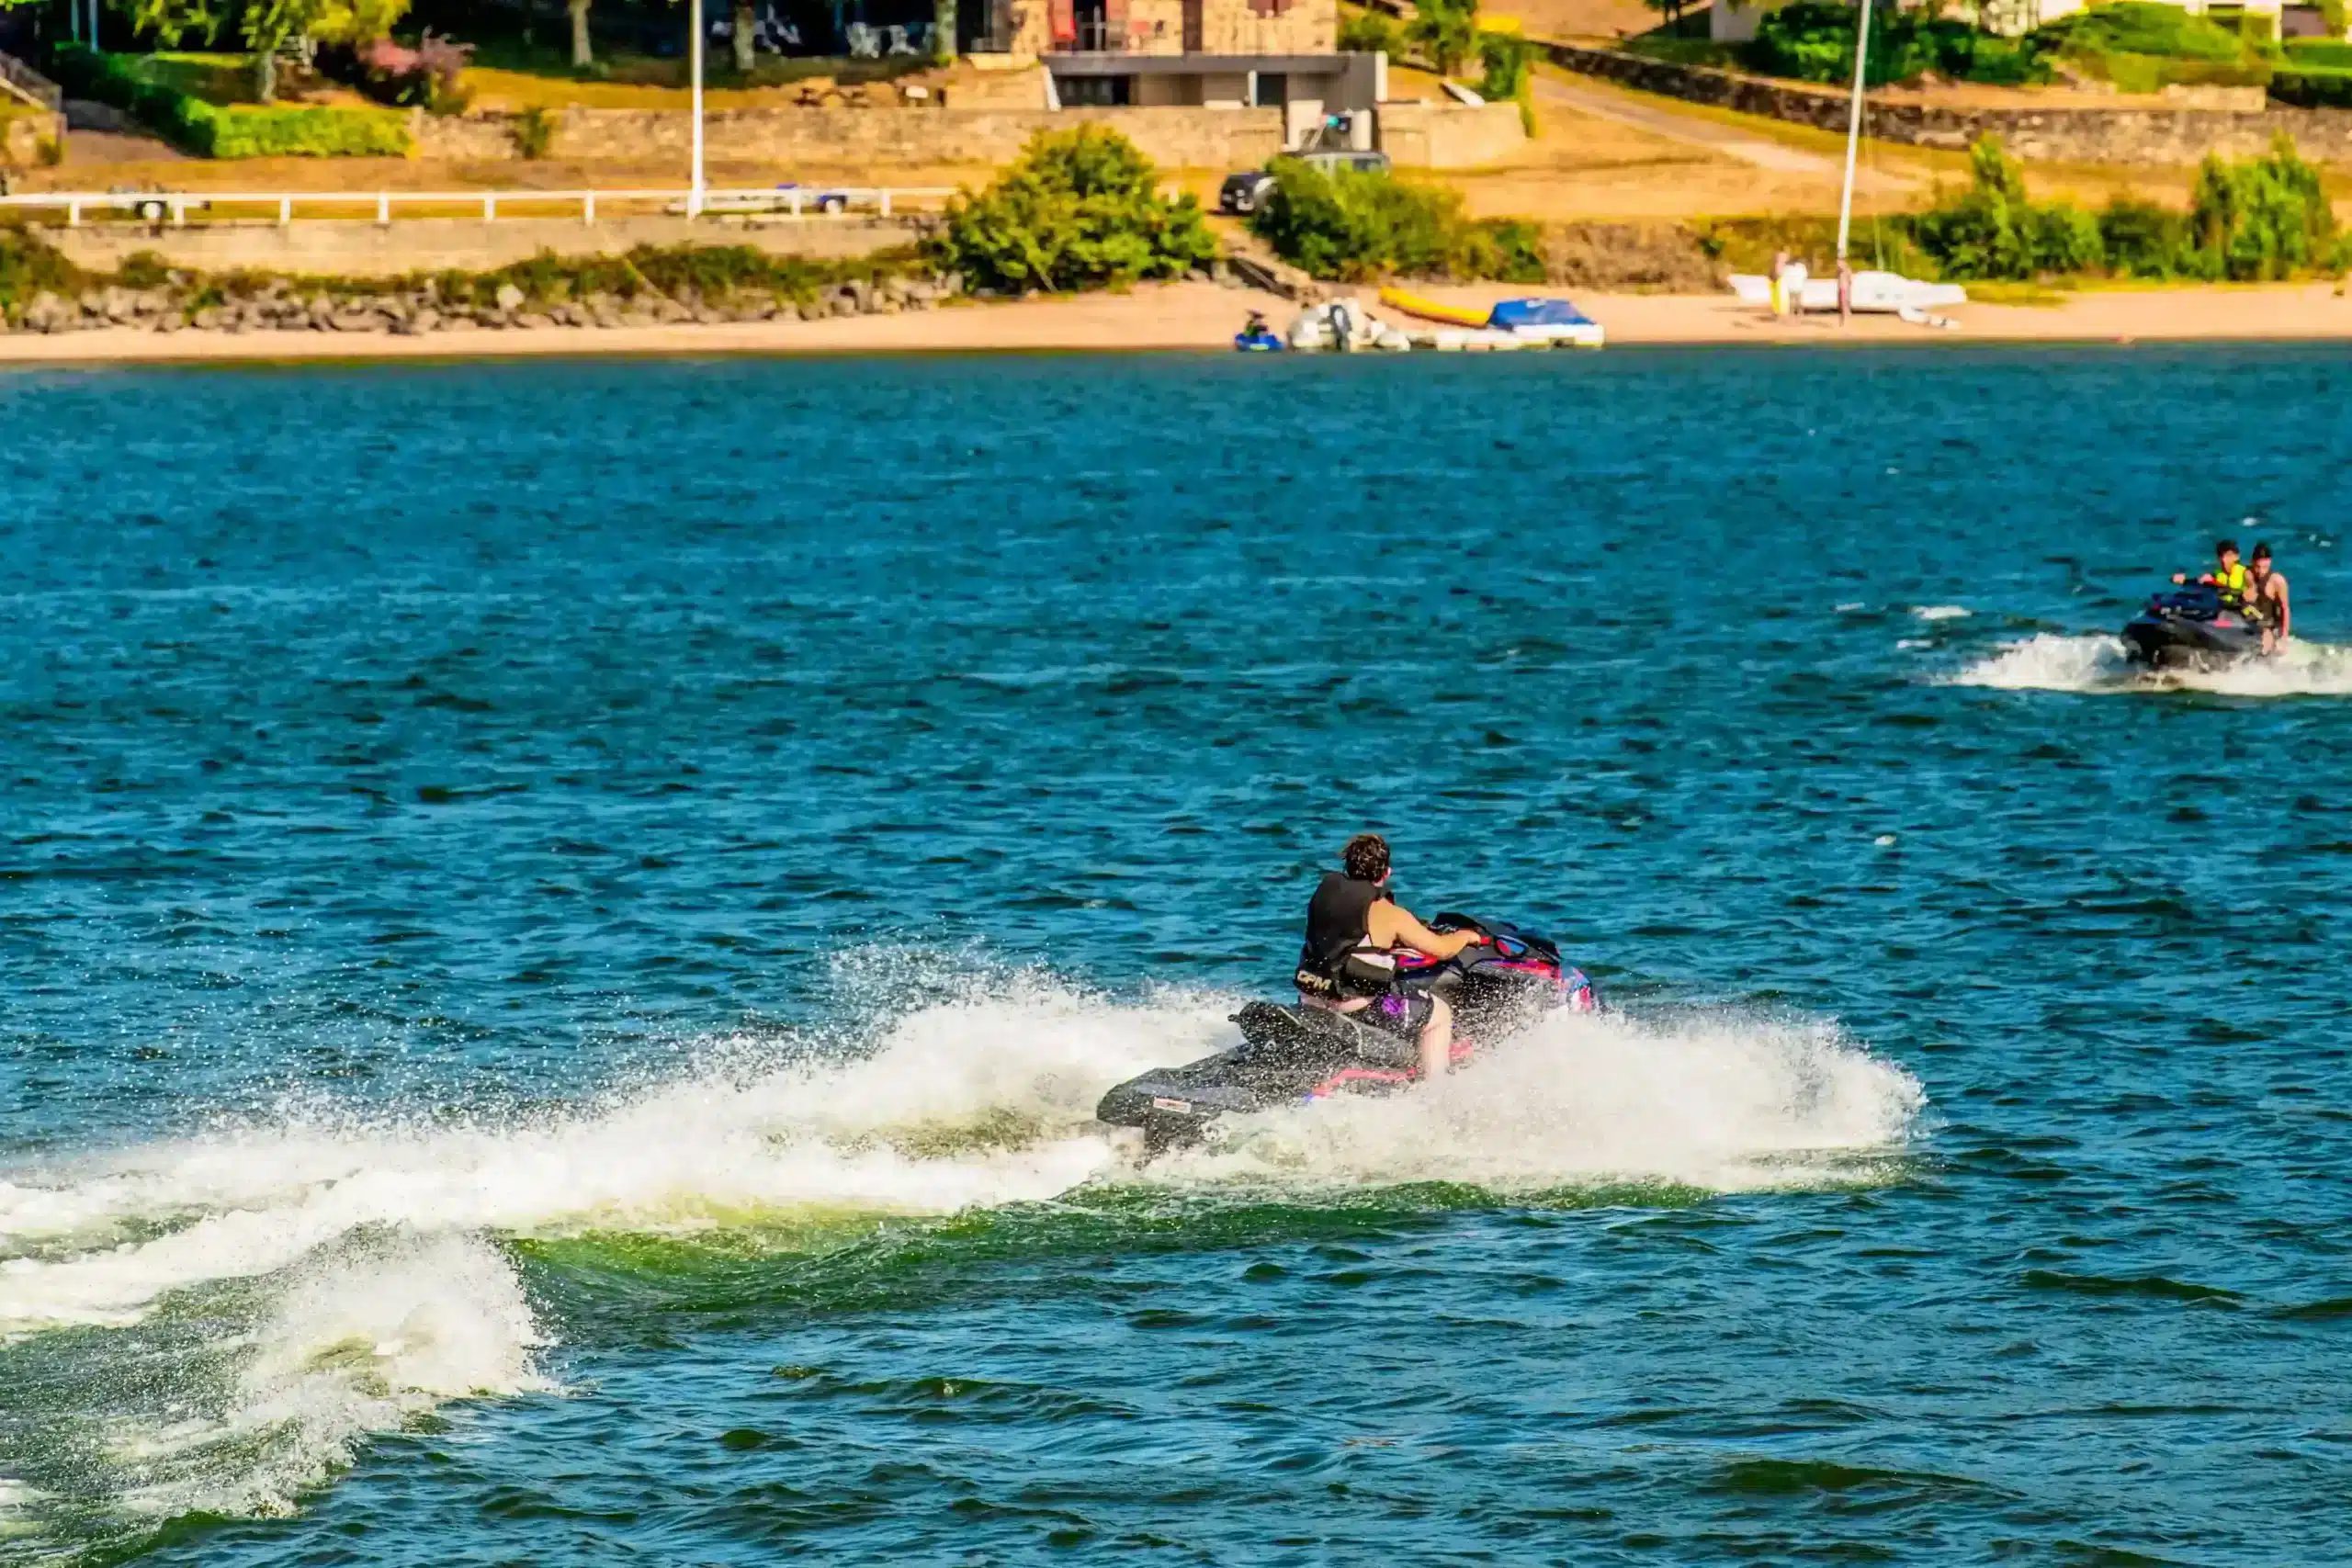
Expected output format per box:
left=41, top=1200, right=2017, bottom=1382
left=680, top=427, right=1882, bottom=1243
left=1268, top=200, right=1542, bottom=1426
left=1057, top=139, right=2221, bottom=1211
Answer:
left=1643, top=0, right=1688, bottom=31
left=1339, top=8, right=1400, bottom=53
left=2189, top=133, right=2335, bottom=280
left=936, top=126, right=1217, bottom=294
left=1408, top=0, right=1477, bottom=76
left=126, top=0, right=400, bottom=98
left=1476, top=30, right=1529, bottom=97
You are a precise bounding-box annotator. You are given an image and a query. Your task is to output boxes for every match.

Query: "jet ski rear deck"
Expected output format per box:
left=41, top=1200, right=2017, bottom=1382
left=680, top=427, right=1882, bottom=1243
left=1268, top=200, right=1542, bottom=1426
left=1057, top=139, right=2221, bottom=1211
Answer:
left=1094, top=915, right=1594, bottom=1155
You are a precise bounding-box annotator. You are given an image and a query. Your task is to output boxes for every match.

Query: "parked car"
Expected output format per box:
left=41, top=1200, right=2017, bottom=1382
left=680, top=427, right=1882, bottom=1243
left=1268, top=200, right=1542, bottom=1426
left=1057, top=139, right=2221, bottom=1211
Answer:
left=1217, top=150, right=1391, bottom=215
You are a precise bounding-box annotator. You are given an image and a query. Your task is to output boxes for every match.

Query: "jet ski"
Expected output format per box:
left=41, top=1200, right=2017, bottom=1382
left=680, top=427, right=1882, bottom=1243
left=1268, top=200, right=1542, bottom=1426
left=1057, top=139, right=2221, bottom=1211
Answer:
left=2122, top=583, right=2267, bottom=671
left=1094, top=914, right=1595, bottom=1155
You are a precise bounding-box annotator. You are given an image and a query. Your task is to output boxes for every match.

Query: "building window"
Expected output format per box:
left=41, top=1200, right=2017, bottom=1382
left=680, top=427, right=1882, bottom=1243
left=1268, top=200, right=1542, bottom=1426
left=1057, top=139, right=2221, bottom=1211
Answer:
left=1060, top=73, right=1133, bottom=105
left=1246, top=0, right=1293, bottom=14
left=1251, top=71, right=1286, bottom=107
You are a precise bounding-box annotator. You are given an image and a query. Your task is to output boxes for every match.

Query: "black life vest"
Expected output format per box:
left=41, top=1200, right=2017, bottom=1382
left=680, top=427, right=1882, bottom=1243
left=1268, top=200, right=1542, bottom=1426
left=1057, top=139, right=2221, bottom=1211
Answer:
left=1295, top=872, right=1398, bottom=999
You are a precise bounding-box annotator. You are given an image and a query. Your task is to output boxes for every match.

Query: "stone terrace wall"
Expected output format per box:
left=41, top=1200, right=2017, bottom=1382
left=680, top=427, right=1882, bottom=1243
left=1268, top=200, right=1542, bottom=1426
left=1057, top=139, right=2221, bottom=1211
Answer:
left=47, top=216, right=925, bottom=279
left=1538, top=39, right=2352, bottom=164
left=1379, top=101, right=1529, bottom=167
left=1, top=109, right=66, bottom=167
left=416, top=105, right=1286, bottom=169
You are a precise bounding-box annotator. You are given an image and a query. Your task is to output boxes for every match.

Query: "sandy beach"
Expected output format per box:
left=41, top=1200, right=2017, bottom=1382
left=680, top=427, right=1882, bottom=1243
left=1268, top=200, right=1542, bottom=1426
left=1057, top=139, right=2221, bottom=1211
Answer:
left=5, top=278, right=2351, bottom=365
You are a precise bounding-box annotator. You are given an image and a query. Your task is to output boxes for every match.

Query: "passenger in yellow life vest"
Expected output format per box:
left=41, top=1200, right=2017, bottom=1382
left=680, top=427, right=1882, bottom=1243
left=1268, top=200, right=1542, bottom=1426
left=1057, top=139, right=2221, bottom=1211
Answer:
left=2173, top=538, right=2250, bottom=612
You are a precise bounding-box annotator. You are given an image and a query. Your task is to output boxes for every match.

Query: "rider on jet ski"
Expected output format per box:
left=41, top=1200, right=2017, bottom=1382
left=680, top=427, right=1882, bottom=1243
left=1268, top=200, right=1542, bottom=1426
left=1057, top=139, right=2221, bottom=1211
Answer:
left=1294, top=834, right=1489, bottom=1083
left=2173, top=537, right=2252, bottom=611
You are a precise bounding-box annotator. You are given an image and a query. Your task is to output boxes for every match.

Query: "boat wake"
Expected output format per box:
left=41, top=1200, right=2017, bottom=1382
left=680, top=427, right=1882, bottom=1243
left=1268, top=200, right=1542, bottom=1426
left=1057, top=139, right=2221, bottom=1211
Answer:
left=0, top=964, right=1921, bottom=1552
left=1949, top=633, right=2352, bottom=695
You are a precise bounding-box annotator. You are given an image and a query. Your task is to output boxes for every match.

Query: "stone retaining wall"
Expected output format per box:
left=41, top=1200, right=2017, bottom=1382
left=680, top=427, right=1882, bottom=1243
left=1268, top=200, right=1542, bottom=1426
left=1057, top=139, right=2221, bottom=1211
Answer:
left=415, top=105, right=1286, bottom=170
left=1, top=109, right=66, bottom=167
left=1378, top=100, right=1528, bottom=168
left=48, top=216, right=925, bottom=278
left=1538, top=39, right=2352, bottom=164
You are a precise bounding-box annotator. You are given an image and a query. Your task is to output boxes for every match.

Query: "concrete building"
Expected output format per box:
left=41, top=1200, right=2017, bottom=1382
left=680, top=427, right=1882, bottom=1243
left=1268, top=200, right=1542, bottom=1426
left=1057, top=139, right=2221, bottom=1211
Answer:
left=960, top=0, right=1383, bottom=145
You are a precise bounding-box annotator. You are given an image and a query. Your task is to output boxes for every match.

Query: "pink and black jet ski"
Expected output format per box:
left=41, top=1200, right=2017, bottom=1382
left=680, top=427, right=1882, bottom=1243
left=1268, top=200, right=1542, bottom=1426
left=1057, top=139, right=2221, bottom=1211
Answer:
left=1094, top=914, right=1596, bottom=1155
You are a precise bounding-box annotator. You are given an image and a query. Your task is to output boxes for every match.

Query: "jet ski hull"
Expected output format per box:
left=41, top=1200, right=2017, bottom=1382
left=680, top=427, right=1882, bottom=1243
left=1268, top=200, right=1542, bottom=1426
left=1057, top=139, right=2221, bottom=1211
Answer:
left=2121, top=615, right=2265, bottom=670
left=1094, top=916, right=1594, bottom=1154
left=2122, top=587, right=2267, bottom=671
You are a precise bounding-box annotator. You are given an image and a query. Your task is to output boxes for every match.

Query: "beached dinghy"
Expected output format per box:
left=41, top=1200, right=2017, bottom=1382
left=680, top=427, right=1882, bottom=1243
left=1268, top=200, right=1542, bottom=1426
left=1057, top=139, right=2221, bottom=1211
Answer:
left=1287, top=300, right=1412, bottom=353
left=1728, top=271, right=1967, bottom=314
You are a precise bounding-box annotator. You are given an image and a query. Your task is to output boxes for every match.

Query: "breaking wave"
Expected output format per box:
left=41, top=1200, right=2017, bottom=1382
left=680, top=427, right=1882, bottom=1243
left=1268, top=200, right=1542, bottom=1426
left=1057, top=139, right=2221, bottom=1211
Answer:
left=1949, top=634, right=2352, bottom=696
left=0, top=966, right=1921, bottom=1551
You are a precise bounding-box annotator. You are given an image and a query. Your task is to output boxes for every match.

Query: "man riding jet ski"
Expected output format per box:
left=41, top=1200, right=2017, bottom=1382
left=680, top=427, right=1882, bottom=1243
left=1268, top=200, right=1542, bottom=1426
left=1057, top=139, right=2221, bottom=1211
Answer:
left=1094, top=835, right=1596, bottom=1154
left=2122, top=536, right=2279, bottom=671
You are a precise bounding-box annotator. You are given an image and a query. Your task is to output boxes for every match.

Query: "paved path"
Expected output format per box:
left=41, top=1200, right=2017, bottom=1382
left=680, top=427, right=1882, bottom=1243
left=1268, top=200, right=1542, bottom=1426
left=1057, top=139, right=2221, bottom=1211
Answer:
left=1533, top=71, right=1914, bottom=189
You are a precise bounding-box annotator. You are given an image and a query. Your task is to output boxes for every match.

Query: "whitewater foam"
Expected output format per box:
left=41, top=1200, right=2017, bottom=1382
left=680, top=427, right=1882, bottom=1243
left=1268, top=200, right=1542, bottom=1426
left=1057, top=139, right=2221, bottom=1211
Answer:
left=0, top=978, right=1222, bottom=1337
left=1159, top=1005, right=1922, bottom=1193
left=1950, top=634, right=2352, bottom=696
left=1912, top=605, right=1972, bottom=622
left=97, top=1232, right=550, bottom=1526
left=0, top=972, right=1926, bottom=1548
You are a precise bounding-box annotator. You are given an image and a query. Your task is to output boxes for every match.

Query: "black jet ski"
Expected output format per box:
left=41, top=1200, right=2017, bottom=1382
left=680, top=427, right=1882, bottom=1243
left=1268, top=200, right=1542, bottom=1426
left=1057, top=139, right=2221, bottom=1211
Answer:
left=2122, top=583, right=2267, bottom=671
left=1094, top=914, right=1596, bottom=1155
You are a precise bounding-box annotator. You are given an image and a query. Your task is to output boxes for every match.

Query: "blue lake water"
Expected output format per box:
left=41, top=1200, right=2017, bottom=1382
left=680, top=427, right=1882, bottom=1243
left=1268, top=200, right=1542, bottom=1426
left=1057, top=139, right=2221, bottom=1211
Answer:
left=2, top=348, right=2348, bottom=1566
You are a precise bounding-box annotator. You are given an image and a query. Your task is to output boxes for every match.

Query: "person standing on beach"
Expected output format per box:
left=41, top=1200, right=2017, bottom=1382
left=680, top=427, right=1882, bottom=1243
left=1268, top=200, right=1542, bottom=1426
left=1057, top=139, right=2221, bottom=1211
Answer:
left=1838, top=259, right=1854, bottom=326
left=1769, top=250, right=1789, bottom=316
left=1785, top=255, right=1810, bottom=321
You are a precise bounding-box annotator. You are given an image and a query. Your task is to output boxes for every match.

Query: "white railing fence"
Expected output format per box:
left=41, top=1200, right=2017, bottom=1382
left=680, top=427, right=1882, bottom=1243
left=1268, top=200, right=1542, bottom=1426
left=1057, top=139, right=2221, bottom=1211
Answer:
left=0, top=186, right=958, bottom=228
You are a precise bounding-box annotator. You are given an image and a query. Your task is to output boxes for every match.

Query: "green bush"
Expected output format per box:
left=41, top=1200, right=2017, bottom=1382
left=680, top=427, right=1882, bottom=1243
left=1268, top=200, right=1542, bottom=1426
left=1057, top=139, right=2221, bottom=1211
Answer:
left=47, top=43, right=411, bottom=156
left=1904, top=132, right=2339, bottom=284
left=2038, top=1, right=2247, bottom=62
left=1476, top=31, right=1532, bottom=99
left=2034, top=2, right=2270, bottom=90
left=2098, top=197, right=2192, bottom=278
left=1247, top=157, right=1544, bottom=281
left=2188, top=132, right=2335, bottom=280
left=2287, top=36, right=2352, bottom=68
left=1407, top=0, right=1479, bottom=75
left=1743, top=2, right=2053, bottom=87
left=1339, top=9, right=1401, bottom=55
left=934, top=126, right=1216, bottom=295
left=2270, top=62, right=2352, bottom=107
left=1909, top=136, right=2107, bottom=279
left=0, top=227, right=91, bottom=322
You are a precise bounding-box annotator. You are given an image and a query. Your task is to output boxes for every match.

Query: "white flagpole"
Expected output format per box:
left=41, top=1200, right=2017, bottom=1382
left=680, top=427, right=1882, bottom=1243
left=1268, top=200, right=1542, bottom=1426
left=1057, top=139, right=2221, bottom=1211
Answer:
left=690, top=0, right=707, bottom=217
left=1836, top=0, right=1873, bottom=263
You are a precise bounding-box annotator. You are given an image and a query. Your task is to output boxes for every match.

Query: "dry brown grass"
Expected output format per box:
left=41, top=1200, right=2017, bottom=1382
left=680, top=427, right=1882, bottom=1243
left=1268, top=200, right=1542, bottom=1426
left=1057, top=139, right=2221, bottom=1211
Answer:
left=1485, top=0, right=1659, bottom=42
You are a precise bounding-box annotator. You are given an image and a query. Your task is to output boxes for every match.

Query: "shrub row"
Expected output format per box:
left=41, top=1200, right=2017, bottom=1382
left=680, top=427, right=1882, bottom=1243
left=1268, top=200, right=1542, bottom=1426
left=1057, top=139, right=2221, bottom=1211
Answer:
left=48, top=43, right=411, bottom=157
left=1246, top=157, right=1545, bottom=282
left=0, top=227, right=933, bottom=323
left=1907, top=134, right=2343, bottom=282
left=1737, top=0, right=2279, bottom=92
left=1745, top=1, right=2055, bottom=88
left=2268, top=63, right=2352, bottom=108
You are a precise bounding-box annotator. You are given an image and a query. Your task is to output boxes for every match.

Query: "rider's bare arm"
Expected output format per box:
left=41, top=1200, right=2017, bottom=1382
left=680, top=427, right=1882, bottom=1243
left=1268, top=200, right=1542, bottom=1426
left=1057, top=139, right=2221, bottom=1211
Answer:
left=2275, top=573, right=2292, bottom=637
left=1368, top=903, right=1486, bottom=960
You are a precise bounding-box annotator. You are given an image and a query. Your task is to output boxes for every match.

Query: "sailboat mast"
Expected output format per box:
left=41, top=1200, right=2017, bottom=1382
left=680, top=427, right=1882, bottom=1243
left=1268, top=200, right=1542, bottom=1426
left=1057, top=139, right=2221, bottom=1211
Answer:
left=1836, top=0, right=1874, bottom=263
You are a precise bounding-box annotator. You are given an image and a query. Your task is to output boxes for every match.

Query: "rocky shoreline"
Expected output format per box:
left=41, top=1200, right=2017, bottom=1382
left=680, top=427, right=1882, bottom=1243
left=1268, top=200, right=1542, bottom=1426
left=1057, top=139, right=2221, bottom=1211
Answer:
left=6, top=270, right=969, bottom=336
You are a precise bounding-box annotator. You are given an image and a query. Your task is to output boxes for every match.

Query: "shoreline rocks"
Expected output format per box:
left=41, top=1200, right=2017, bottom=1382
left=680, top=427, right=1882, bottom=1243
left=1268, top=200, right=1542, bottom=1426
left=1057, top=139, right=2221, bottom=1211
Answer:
left=2, top=271, right=966, bottom=336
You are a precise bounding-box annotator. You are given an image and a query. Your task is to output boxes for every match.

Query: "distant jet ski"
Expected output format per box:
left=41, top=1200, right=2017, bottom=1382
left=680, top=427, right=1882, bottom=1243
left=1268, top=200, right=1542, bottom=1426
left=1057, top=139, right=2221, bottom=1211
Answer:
left=2121, top=583, right=2268, bottom=671
left=1094, top=915, right=1595, bottom=1156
